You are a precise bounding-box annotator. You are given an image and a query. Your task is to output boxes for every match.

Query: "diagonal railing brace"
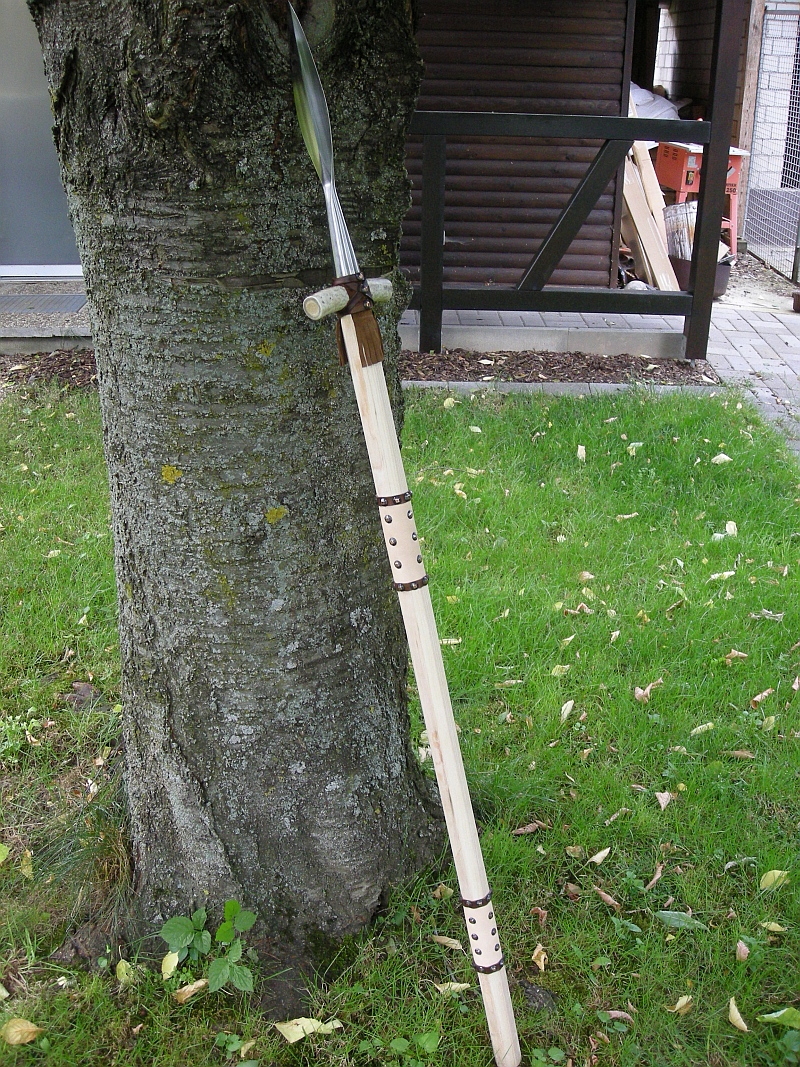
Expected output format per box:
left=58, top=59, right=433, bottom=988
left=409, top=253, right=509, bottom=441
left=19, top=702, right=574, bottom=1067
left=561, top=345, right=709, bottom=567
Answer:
left=517, top=138, right=634, bottom=291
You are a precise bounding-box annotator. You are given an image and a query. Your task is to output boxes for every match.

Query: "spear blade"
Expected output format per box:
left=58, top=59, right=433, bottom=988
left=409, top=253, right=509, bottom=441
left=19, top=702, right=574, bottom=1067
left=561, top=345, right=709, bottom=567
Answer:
left=287, top=3, right=359, bottom=277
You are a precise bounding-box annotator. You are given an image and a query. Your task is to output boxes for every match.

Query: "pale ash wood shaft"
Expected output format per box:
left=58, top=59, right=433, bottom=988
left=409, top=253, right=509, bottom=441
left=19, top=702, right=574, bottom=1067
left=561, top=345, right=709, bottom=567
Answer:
left=340, top=314, right=521, bottom=1067
left=304, top=277, right=393, bottom=320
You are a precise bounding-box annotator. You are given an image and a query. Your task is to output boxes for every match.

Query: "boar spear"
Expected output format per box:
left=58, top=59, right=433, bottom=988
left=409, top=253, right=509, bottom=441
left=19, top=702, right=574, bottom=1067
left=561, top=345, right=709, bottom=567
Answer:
left=287, top=7, right=520, bottom=1064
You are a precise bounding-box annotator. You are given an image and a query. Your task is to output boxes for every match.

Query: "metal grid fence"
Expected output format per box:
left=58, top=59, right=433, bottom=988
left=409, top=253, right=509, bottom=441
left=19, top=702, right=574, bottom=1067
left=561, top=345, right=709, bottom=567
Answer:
left=743, top=4, right=800, bottom=278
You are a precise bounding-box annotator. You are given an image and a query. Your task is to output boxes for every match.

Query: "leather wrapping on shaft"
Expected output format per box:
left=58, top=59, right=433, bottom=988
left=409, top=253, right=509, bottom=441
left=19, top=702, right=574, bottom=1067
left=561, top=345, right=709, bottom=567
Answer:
left=378, top=500, right=426, bottom=585
left=464, top=899, right=504, bottom=971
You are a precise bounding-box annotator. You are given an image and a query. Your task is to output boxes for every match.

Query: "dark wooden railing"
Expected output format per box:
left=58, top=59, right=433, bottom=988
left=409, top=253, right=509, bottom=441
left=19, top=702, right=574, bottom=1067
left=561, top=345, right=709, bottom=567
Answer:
left=407, top=0, right=745, bottom=361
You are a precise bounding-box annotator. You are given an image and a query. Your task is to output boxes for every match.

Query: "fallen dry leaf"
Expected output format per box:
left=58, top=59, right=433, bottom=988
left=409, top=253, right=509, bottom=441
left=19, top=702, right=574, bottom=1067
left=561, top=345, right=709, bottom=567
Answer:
left=512, top=819, right=550, bottom=835
left=634, top=677, right=663, bottom=704
left=711, top=453, right=732, bottom=464
left=551, top=665, right=571, bottom=677
left=729, top=997, right=749, bottom=1032
left=723, top=749, right=756, bottom=760
left=759, top=921, right=787, bottom=932
left=616, top=512, right=639, bottom=522
left=530, top=906, right=547, bottom=927
left=531, top=943, right=548, bottom=972
left=760, top=870, right=790, bottom=891
left=793, top=676, right=800, bottom=693
left=725, top=649, right=748, bottom=666
left=564, top=883, right=582, bottom=902
left=577, top=445, right=586, bottom=463
left=560, top=699, right=575, bottom=723
left=0, top=1019, right=44, bottom=1046
left=430, top=934, right=464, bottom=951
left=161, top=951, right=179, bottom=980
left=20, top=850, right=33, bottom=880
left=494, top=679, right=523, bottom=689
left=588, top=847, right=611, bottom=866
left=750, top=687, right=775, bottom=709
left=440, top=637, right=462, bottom=646
left=735, top=940, right=750, bottom=962
left=690, top=722, right=714, bottom=736
left=761, top=715, right=776, bottom=732
left=434, top=981, right=471, bottom=994
left=566, top=845, right=585, bottom=860
left=432, top=883, right=454, bottom=900
left=173, top=978, right=208, bottom=1004
left=726, top=521, right=738, bottom=536
left=655, top=791, right=673, bottom=811
left=578, top=571, right=595, bottom=582
left=644, top=863, right=665, bottom=891
left=607, top=1010, right=635, bottom=1025
left=750, top=609, right=784, bottom=621
left=610, top=629, right=620, bottom=643
left=443, top=397, right=457, bottom=410
left=593, top=886, right=621, bottom=911
left=604, top=807, right=632, bottom=826
left=564, top=603, right=594, bottom=616
left=274, top=1018, right=343, bottom=1044
left=665, top=995, right=693, bottom=1016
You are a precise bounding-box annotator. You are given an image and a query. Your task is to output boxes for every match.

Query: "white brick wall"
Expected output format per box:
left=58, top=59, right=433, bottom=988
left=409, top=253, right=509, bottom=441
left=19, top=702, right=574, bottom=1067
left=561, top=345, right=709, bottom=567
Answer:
left=653, top=0, right=749, bottom=140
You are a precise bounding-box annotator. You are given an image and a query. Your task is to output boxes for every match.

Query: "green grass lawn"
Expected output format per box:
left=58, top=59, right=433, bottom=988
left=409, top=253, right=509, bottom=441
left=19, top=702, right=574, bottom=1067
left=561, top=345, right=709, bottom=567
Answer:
left=1, top=383, right=799, bottom=1066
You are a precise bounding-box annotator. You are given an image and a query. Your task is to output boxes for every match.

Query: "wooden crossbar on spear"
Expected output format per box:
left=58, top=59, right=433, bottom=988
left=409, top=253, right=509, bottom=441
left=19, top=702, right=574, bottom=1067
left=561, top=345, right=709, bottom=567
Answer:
left=287, top=7, right=521, bottom=1065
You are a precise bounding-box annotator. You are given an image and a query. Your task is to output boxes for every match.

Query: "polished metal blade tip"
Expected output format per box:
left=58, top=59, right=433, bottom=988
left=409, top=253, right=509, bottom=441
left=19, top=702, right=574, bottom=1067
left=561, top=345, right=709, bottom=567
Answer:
left=287, top=2, right=331, bottom=184
left=287, top=1, right=359, bottom=277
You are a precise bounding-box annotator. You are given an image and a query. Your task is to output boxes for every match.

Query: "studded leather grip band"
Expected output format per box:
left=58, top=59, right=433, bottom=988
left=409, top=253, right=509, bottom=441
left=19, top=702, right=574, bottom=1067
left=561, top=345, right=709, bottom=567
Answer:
left=377, top=491, right=429, bottom=592
left=463, top=892, right=505, bottom=974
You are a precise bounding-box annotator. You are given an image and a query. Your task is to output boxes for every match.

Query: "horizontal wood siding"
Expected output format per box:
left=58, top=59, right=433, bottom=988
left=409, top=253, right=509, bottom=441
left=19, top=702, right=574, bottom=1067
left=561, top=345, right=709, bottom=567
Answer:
left=401, top=0, right=629, bottom=288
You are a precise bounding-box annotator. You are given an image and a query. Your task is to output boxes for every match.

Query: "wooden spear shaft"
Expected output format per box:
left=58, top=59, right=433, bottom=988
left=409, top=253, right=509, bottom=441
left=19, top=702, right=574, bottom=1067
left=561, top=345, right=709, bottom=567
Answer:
left=309, top=300, right=521, bottom=1067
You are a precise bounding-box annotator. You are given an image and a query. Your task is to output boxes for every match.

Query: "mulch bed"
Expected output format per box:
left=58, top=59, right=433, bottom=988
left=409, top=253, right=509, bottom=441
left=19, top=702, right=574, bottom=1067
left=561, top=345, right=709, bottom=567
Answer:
left=0, top=348, right=97, bottom=390
left=0, top=345, right=720, bottom=391
left=399, top=348, right=720, bottom=386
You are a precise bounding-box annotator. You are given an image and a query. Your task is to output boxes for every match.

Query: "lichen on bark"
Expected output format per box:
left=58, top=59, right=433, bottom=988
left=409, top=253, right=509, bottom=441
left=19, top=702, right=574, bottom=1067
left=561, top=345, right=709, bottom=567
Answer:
left=28, top=0, right=441, bottom=1003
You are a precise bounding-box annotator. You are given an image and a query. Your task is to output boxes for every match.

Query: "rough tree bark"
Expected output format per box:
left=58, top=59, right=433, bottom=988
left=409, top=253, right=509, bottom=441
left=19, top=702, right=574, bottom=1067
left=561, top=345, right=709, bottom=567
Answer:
left=28, top=0, right=441, bottom=995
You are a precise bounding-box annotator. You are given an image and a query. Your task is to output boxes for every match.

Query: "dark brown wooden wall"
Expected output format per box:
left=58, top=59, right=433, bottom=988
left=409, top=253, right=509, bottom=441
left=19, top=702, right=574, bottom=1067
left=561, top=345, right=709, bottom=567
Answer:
left=401, top=0, right=631, bottom=288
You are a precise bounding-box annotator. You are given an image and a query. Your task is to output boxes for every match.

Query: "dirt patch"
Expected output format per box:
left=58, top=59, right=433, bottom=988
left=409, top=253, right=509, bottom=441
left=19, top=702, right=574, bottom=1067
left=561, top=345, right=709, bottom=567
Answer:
left=0, top=347, right=97, bottom=391
left=399, top=348, right=719, bottom=386
left=718, top=250, right=799, bottom=312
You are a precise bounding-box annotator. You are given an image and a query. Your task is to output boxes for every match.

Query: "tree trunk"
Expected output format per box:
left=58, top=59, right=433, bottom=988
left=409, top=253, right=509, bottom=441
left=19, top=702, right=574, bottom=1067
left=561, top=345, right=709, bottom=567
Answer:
left=29, top=0, right=441, bottom=993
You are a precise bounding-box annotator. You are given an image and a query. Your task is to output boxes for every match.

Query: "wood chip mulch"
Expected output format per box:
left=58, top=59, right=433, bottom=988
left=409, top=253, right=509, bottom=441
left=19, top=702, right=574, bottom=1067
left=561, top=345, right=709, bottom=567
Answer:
left=0, top=348, right=97, bottom=390
left=399, top=348, right=720, bottom=386
left=0, top=345, right=720, bottom=392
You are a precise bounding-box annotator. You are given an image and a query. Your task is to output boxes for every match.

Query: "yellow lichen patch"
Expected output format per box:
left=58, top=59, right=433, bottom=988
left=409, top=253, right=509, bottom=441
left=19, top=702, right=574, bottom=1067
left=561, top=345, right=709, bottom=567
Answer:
left=266, top=506, right=288, bottom=524
left=161, top=465, right=182, bottom=485
left=257, top=340, right=276, bottom=358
